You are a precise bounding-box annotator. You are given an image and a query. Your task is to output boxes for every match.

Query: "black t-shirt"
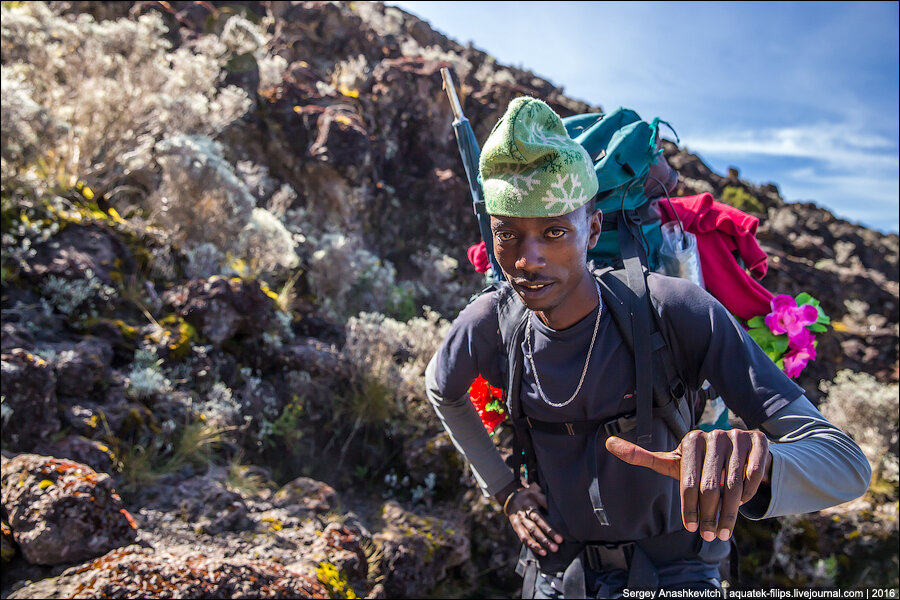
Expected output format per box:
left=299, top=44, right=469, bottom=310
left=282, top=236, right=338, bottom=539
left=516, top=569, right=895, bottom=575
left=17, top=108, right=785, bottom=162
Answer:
left=432, top=273, right=804, bottom=543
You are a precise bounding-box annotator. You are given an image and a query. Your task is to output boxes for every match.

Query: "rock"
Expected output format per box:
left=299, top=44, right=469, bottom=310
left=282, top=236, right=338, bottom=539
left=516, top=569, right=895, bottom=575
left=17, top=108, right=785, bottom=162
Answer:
left=307, top=104, right=372, bottom=184
left=306, top=521, right=368, bottom=583
left=164, top=276, right=274, bottom=345
left=280, top=337, right=349, bottom=379
left=22, top=223, right=133, bottom=287
left=82, top=318, right=136, bottom=364
left=0, top=454, right=137, bottom=565
left=1, top=349, right=60, bottom=452
left=464, top=488, right=523, bottom=593
left=0, top=289, right=67, bottom=346
left=33, top=436, right=116, bottom=476
left=180, top=343, right=240, bottom=392
left=6, top=545, right=329, bottom=599
left=1, top=322, right=35, bottom=353
left=402, top=432, right=465, bottom=501
left=135, top=473, right=250, bottom=536
left=375, top=500, right=470, bottom=598
left=237, top=376, right=283, bottom=426
left=38, top=337, right=113, bottom=397
left=736, top=498, right=899, bottom=588
left=273, top=477, right=339, bottom=515
left=1, top=519, right=15, bottom=563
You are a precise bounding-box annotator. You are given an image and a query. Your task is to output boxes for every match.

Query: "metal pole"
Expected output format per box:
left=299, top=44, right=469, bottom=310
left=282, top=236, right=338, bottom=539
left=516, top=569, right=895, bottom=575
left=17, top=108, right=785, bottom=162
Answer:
left=440, top=68, right=464, bottom=121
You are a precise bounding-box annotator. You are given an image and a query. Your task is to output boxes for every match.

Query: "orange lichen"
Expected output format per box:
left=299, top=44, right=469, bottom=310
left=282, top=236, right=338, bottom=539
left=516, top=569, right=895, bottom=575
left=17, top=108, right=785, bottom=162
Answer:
left=120, top=509, right=139, bottom=531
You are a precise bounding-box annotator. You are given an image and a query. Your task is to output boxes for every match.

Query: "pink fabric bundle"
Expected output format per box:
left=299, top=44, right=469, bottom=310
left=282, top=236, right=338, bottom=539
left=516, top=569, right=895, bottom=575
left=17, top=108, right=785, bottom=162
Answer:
left=659, top=193, right=773, bottom=321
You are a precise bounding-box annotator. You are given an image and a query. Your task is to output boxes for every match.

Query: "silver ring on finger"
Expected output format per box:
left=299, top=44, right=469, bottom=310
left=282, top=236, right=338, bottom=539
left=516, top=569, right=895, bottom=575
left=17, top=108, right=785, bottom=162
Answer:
left=525, top=507, right=535, bottom=519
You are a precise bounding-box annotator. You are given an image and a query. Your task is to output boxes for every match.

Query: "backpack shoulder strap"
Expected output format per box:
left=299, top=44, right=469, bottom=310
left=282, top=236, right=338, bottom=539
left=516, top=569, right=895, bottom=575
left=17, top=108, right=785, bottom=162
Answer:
left=596, top=268, right=692, bottom=445
left=493, top=282, right=535, bottom=482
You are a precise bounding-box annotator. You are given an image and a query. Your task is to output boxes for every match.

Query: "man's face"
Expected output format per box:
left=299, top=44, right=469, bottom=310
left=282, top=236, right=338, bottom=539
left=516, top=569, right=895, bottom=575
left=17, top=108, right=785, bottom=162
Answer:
left=490, top=204, right=602, bottom=322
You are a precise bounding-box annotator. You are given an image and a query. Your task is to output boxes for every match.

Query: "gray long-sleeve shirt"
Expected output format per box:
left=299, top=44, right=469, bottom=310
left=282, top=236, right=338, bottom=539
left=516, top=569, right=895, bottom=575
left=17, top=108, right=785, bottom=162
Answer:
left=425, top=274, right=871, bottom=542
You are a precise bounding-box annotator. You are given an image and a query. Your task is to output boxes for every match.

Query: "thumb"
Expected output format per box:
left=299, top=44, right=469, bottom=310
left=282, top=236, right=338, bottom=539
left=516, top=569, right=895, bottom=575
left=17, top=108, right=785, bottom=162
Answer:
left=605, top=436, right=680, bottom=480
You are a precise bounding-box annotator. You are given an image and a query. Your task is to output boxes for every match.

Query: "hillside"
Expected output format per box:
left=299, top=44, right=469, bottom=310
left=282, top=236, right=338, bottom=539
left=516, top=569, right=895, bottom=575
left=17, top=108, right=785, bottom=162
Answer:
left=1, top=2, right=897, bottom=597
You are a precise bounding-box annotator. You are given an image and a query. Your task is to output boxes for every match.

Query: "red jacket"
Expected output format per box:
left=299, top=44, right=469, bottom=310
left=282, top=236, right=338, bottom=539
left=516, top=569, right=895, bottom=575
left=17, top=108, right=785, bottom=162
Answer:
left=659, top=193, right=773, bottom=321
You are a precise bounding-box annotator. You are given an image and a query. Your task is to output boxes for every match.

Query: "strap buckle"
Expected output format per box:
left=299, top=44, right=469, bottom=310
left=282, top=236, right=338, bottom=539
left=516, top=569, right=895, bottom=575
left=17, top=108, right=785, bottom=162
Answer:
left=602, top=413, right=635, bottom=437
left=584, top=542, right=634, bottom=572
left=603, top=419, right=622, bottom=437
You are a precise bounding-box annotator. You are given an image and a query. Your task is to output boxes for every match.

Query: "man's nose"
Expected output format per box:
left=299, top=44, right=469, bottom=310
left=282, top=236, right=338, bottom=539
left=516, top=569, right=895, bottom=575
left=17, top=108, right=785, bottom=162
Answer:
left=515, top=238, right=546, bottom=272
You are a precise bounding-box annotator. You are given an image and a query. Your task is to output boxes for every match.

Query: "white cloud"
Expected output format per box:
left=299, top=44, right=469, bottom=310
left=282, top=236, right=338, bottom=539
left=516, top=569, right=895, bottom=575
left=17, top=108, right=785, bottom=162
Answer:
left=688, top=123, right=898, bottom=171
left=687, top=123, right=899, bottom=233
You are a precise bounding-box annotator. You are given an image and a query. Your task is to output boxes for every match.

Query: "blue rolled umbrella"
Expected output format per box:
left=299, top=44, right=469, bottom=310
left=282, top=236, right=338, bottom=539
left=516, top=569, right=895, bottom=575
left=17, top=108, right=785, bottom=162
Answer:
left=441, top=68, right=503, bottom=281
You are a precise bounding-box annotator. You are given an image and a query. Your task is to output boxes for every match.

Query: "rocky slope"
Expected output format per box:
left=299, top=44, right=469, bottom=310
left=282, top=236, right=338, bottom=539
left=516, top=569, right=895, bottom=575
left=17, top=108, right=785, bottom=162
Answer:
left=1, top=1, right=897, bottom=598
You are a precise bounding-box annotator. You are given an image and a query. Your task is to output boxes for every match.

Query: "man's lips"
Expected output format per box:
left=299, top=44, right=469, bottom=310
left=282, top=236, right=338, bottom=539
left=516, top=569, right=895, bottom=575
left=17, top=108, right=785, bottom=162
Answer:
left=512, top=280, right=555, bottom=294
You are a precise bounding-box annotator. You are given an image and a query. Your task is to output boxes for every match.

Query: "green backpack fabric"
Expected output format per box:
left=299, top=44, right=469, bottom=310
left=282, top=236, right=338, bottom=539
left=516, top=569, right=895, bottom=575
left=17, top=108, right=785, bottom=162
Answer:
left=562, top=108, right=677, bottom=271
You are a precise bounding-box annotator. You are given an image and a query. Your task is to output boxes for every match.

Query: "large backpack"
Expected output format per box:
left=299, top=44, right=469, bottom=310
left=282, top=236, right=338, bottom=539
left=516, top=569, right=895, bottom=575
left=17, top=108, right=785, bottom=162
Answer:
left=563, top=107, right=679, bottom=272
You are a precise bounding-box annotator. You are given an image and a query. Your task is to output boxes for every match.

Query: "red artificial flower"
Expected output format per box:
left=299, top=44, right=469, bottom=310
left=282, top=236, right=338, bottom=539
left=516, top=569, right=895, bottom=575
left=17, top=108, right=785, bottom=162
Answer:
left=467, top=241, right=490, bottom=273
left=469, top=375, right=506, bottom=434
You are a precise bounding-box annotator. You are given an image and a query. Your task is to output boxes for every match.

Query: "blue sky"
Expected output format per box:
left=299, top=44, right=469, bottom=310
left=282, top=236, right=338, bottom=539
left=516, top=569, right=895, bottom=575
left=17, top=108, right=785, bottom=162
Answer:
left=388, top=1, right=899, bottom=234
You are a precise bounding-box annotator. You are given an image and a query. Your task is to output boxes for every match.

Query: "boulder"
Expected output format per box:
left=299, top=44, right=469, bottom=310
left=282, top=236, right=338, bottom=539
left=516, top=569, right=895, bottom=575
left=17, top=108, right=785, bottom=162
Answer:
left=6, top=545, right=328, bottom=599
left=273, top=477, right=339, bottom=515
left=1, top=349, right=60, bottom=452
left=0, top=321, right=35, bottom=353
left=0, top=454, right=137, bottom=565
left=306, top=521, right=369, bottom=584
left=33, top=436, right=116, bottom=476
left=23, top=223, right=133, bottom=287
left=38, top=337, right=113, bottom=397
left=375, top=500, right=469, bottom=598
left=307, top=104, right=372, bottom=184
left=402, top=431, right=465, bottom=501
left=135, top=474, right=250, bottom=536
left=1, top=519, right=15, bottom=563
left=164, top=276, right=274, bottom=345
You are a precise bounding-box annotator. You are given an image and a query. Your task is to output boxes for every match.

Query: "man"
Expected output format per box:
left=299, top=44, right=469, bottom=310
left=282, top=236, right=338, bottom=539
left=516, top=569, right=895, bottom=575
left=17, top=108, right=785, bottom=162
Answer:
left=425, top=97, right=870, bottom=597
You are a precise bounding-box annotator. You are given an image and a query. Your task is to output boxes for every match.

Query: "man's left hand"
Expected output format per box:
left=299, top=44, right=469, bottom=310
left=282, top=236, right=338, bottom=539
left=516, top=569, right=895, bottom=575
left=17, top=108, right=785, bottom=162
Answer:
left=606, top=429, right=772, bottom=542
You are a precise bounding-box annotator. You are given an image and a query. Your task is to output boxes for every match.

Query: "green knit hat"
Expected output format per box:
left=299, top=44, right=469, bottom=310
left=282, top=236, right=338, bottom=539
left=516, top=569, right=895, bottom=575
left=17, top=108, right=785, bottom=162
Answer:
left=479, top=97, right=599, bottom=217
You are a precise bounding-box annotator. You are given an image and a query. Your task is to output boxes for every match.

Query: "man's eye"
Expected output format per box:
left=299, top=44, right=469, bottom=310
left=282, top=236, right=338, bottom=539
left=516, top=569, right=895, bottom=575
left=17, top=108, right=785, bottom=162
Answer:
left=495, top=231, right=515, bottom=242
left=546, top=229, right=566, bottom=239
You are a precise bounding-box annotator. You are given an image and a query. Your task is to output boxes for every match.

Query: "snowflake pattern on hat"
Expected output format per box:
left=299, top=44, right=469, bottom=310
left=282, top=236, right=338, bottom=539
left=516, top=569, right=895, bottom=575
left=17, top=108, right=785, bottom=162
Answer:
left=524, top=119, right=571, bottom=148
left=500, top=163, right=541, bottom=200
left=479, top=97, right=599, bottom=218
left=541, top=173, right=586, bottom=214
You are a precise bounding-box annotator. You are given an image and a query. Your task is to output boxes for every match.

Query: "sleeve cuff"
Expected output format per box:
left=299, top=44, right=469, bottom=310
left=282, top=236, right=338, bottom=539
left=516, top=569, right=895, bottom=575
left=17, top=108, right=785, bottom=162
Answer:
left=739, top=446, right=784, bottom=520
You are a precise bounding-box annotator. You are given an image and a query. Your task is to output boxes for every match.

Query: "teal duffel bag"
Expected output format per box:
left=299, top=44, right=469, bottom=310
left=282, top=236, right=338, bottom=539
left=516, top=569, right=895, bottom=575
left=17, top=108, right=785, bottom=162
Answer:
left=563, top=108, right=678, bottom=271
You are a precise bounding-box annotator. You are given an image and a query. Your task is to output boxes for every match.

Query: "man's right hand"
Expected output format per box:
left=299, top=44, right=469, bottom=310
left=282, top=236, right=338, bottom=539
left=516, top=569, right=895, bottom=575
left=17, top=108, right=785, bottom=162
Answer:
left=502, top=483, right=563, bottom=556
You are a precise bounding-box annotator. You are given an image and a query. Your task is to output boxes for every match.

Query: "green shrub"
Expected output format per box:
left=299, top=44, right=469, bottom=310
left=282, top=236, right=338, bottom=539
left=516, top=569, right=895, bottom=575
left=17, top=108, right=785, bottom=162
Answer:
left=720, top=185, right=764, bottom=213
left=819, top=370, right=899, bottom=491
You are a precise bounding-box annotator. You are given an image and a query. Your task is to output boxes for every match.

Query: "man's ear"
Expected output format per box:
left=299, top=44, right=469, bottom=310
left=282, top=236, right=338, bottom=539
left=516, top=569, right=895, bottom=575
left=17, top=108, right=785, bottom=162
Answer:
left=587, top=208, right=603, bottom=250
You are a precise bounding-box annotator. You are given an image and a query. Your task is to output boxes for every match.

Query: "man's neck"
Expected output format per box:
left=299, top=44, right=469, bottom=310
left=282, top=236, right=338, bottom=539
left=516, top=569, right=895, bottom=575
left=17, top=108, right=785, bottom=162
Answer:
left=536, top=270, right=599, bottom=330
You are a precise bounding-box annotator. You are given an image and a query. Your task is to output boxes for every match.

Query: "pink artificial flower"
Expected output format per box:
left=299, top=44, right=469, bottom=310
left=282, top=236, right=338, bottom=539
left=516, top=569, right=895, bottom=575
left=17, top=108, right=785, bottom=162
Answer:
left=788, top=327, right=815, bottom=351
left=467, top=241, right=490, bottom=273
left=764, top=295, right=819, bottom=342
left=782, top=339, right=817, bottom=378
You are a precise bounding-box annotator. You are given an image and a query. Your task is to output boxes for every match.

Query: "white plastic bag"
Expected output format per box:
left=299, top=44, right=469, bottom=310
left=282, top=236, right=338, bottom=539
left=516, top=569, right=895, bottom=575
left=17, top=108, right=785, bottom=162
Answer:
left=659, top=221, right=705, bottom=288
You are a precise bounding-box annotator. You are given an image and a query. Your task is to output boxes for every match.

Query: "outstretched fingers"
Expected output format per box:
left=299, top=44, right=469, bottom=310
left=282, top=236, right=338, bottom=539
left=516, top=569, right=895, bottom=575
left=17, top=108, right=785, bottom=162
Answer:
left=605, top=436, right=680, bottom=480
